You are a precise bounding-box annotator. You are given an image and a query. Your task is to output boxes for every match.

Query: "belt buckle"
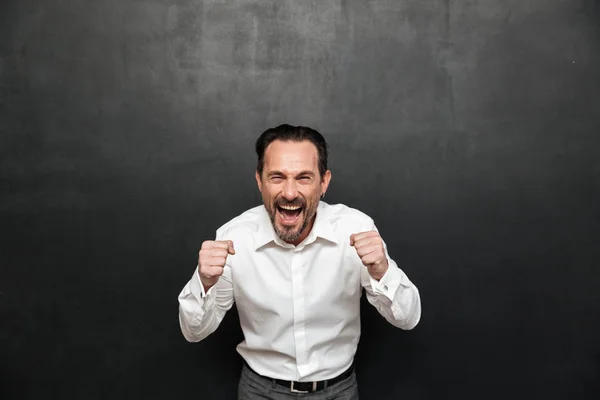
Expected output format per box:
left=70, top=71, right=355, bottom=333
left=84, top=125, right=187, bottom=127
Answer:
left=289, top=381, right=317, bottom=393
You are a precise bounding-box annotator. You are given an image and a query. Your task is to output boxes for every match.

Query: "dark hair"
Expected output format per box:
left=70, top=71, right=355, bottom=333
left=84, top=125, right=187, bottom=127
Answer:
left=255, top=124, right=329, bottom=179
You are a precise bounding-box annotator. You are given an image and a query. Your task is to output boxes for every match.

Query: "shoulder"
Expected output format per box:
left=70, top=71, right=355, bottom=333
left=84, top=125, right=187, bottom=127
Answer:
left=215, top=205, right=264, bottom=238
left=320, top=202, right=375, bottom=230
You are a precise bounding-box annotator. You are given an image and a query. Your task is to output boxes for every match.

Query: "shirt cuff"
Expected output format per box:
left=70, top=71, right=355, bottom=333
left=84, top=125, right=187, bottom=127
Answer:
left=369, top=258, right=410, bottom=302
left=192, top=267, right=215, bottom=301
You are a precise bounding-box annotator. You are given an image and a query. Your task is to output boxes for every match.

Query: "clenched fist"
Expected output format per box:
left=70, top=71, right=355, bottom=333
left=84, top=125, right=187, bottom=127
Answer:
left=198, top=240, right=235, bottom=291
left=350, top=231, right=389, bottom=280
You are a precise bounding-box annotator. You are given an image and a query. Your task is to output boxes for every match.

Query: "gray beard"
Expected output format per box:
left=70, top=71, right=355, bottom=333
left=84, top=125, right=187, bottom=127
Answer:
left=268, top=206, right=316, bottom=243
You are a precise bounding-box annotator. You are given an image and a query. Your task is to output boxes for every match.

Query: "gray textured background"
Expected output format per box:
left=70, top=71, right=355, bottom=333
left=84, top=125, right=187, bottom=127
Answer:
left=1, top=0, right=599, bottom=398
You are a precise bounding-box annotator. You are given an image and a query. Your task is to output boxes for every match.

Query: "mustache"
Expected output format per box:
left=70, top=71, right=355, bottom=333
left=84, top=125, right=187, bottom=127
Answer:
left=274, top=198, right=305, bottom=208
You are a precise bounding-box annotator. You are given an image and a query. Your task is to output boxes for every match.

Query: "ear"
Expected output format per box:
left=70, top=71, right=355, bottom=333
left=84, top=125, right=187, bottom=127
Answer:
left=321, top=170, right=332, bottom=196
left=255, top=170, right=263, bottom=193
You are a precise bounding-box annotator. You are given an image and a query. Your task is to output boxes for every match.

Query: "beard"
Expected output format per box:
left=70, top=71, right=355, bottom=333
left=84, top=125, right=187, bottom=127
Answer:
left=264, top=195, right=318, bottom=243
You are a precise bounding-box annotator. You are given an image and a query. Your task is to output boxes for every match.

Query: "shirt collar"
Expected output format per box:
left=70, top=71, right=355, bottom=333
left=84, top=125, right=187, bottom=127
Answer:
left=254, top=201, right=338, bottom=250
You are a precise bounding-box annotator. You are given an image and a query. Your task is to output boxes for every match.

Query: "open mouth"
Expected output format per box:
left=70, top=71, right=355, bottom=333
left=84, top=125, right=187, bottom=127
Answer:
left=277, top=204, right=303, bottom=225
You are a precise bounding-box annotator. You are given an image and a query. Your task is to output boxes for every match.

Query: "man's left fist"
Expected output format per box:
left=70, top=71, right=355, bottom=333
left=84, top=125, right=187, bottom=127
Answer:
left=350, top=230, right=389, bottom=280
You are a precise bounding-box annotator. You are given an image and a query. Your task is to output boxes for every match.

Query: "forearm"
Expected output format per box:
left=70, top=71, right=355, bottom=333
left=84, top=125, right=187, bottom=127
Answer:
left=178, top=268, right=234, bottom=342
left=364, top=259, right=421, bottom=330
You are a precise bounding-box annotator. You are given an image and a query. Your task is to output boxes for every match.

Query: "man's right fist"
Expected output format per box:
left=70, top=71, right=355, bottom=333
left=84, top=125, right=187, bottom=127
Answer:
left=198, top=240, right=235, bottom=291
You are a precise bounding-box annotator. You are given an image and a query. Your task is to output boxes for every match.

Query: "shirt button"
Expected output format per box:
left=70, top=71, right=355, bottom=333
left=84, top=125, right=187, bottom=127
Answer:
left=383, top=285, right=388, bottom=291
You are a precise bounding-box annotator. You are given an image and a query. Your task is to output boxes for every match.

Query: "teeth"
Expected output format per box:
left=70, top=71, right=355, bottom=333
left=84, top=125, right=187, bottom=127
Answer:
left=279, top=205, right=301, bottom=210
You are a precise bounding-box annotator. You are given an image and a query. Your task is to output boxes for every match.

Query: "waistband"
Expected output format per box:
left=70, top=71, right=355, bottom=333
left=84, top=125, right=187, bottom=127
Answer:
left=244, top=360, right=355, bottom=393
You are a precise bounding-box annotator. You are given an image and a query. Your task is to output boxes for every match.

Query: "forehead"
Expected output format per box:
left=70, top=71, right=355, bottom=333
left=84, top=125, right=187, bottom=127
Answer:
left=263, top=140, right=319, bottom=172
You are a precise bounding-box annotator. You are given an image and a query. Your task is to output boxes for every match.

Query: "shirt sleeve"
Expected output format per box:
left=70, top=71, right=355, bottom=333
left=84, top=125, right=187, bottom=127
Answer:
left=177, top=234, right=235, bottom=342
left=360, top=221, right=422, bottom=330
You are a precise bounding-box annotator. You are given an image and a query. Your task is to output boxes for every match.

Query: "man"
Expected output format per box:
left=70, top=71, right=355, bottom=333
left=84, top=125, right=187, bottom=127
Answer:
left=178, top=124, right=421, bottom=399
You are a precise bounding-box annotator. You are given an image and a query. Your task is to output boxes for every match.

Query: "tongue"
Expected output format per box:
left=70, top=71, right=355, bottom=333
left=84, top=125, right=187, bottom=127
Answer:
left=280, top=208, right=301, bottom=221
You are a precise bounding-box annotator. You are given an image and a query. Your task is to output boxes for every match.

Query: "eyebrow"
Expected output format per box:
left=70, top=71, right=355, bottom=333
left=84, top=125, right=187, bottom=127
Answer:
left=267, top=170, right=315, bottom=177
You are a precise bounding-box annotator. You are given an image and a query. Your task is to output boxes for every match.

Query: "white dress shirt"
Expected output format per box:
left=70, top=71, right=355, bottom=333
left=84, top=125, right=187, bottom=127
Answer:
left=178, top=201, right=421, bottom=382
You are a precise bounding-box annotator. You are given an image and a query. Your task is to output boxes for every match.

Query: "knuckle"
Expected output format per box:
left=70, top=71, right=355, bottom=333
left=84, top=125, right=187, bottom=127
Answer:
left=214, top=257, right=225, bottom=266
left=215, top=249, right=227, bottom=257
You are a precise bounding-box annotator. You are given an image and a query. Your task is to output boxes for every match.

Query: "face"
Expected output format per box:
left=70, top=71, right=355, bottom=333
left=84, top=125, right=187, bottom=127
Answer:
left=256, top=140, right=331, bottom=246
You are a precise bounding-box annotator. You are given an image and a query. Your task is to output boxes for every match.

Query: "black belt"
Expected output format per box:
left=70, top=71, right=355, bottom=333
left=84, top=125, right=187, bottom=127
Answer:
left=245, top=361, right=354, bottom=393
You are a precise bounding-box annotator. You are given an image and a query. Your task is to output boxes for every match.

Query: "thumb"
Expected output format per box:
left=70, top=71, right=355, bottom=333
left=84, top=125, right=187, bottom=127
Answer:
left=227, top=240, right=236, bottom=255
left=349, top=234, right=355, bottom=246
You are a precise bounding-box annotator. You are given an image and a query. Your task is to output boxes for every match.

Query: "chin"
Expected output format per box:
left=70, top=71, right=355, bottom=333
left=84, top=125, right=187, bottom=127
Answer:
left=275, top=224, right=303, bottom=242
left=278, top=227, right=301, bottom=240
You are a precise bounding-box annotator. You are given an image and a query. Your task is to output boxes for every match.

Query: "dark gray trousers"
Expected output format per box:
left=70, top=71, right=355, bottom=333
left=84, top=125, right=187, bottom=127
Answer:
left=238, top=364, right=360, bottom=400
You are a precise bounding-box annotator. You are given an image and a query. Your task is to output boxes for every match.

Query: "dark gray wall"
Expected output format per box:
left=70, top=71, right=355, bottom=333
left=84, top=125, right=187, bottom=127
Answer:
left=1, top=0, right=599, bottom=398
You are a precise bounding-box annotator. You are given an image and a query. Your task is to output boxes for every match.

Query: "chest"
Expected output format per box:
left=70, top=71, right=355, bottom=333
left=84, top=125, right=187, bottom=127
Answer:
left=230, top=243, right=363, bottom=315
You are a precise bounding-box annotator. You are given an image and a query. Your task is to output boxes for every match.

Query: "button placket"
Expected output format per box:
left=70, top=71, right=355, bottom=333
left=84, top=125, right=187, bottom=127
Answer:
left=290, top=251, right=308, bottom=376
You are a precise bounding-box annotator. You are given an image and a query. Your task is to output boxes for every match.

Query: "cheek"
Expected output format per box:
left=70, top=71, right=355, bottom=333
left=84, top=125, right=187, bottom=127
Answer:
left=264, top=186, right=279, bottom=199
left=300, top=191, right=319, bottom=206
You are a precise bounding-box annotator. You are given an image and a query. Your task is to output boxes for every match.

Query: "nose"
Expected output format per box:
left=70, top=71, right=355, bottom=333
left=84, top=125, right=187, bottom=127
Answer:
left=282, top=179, right=298, bottom=200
